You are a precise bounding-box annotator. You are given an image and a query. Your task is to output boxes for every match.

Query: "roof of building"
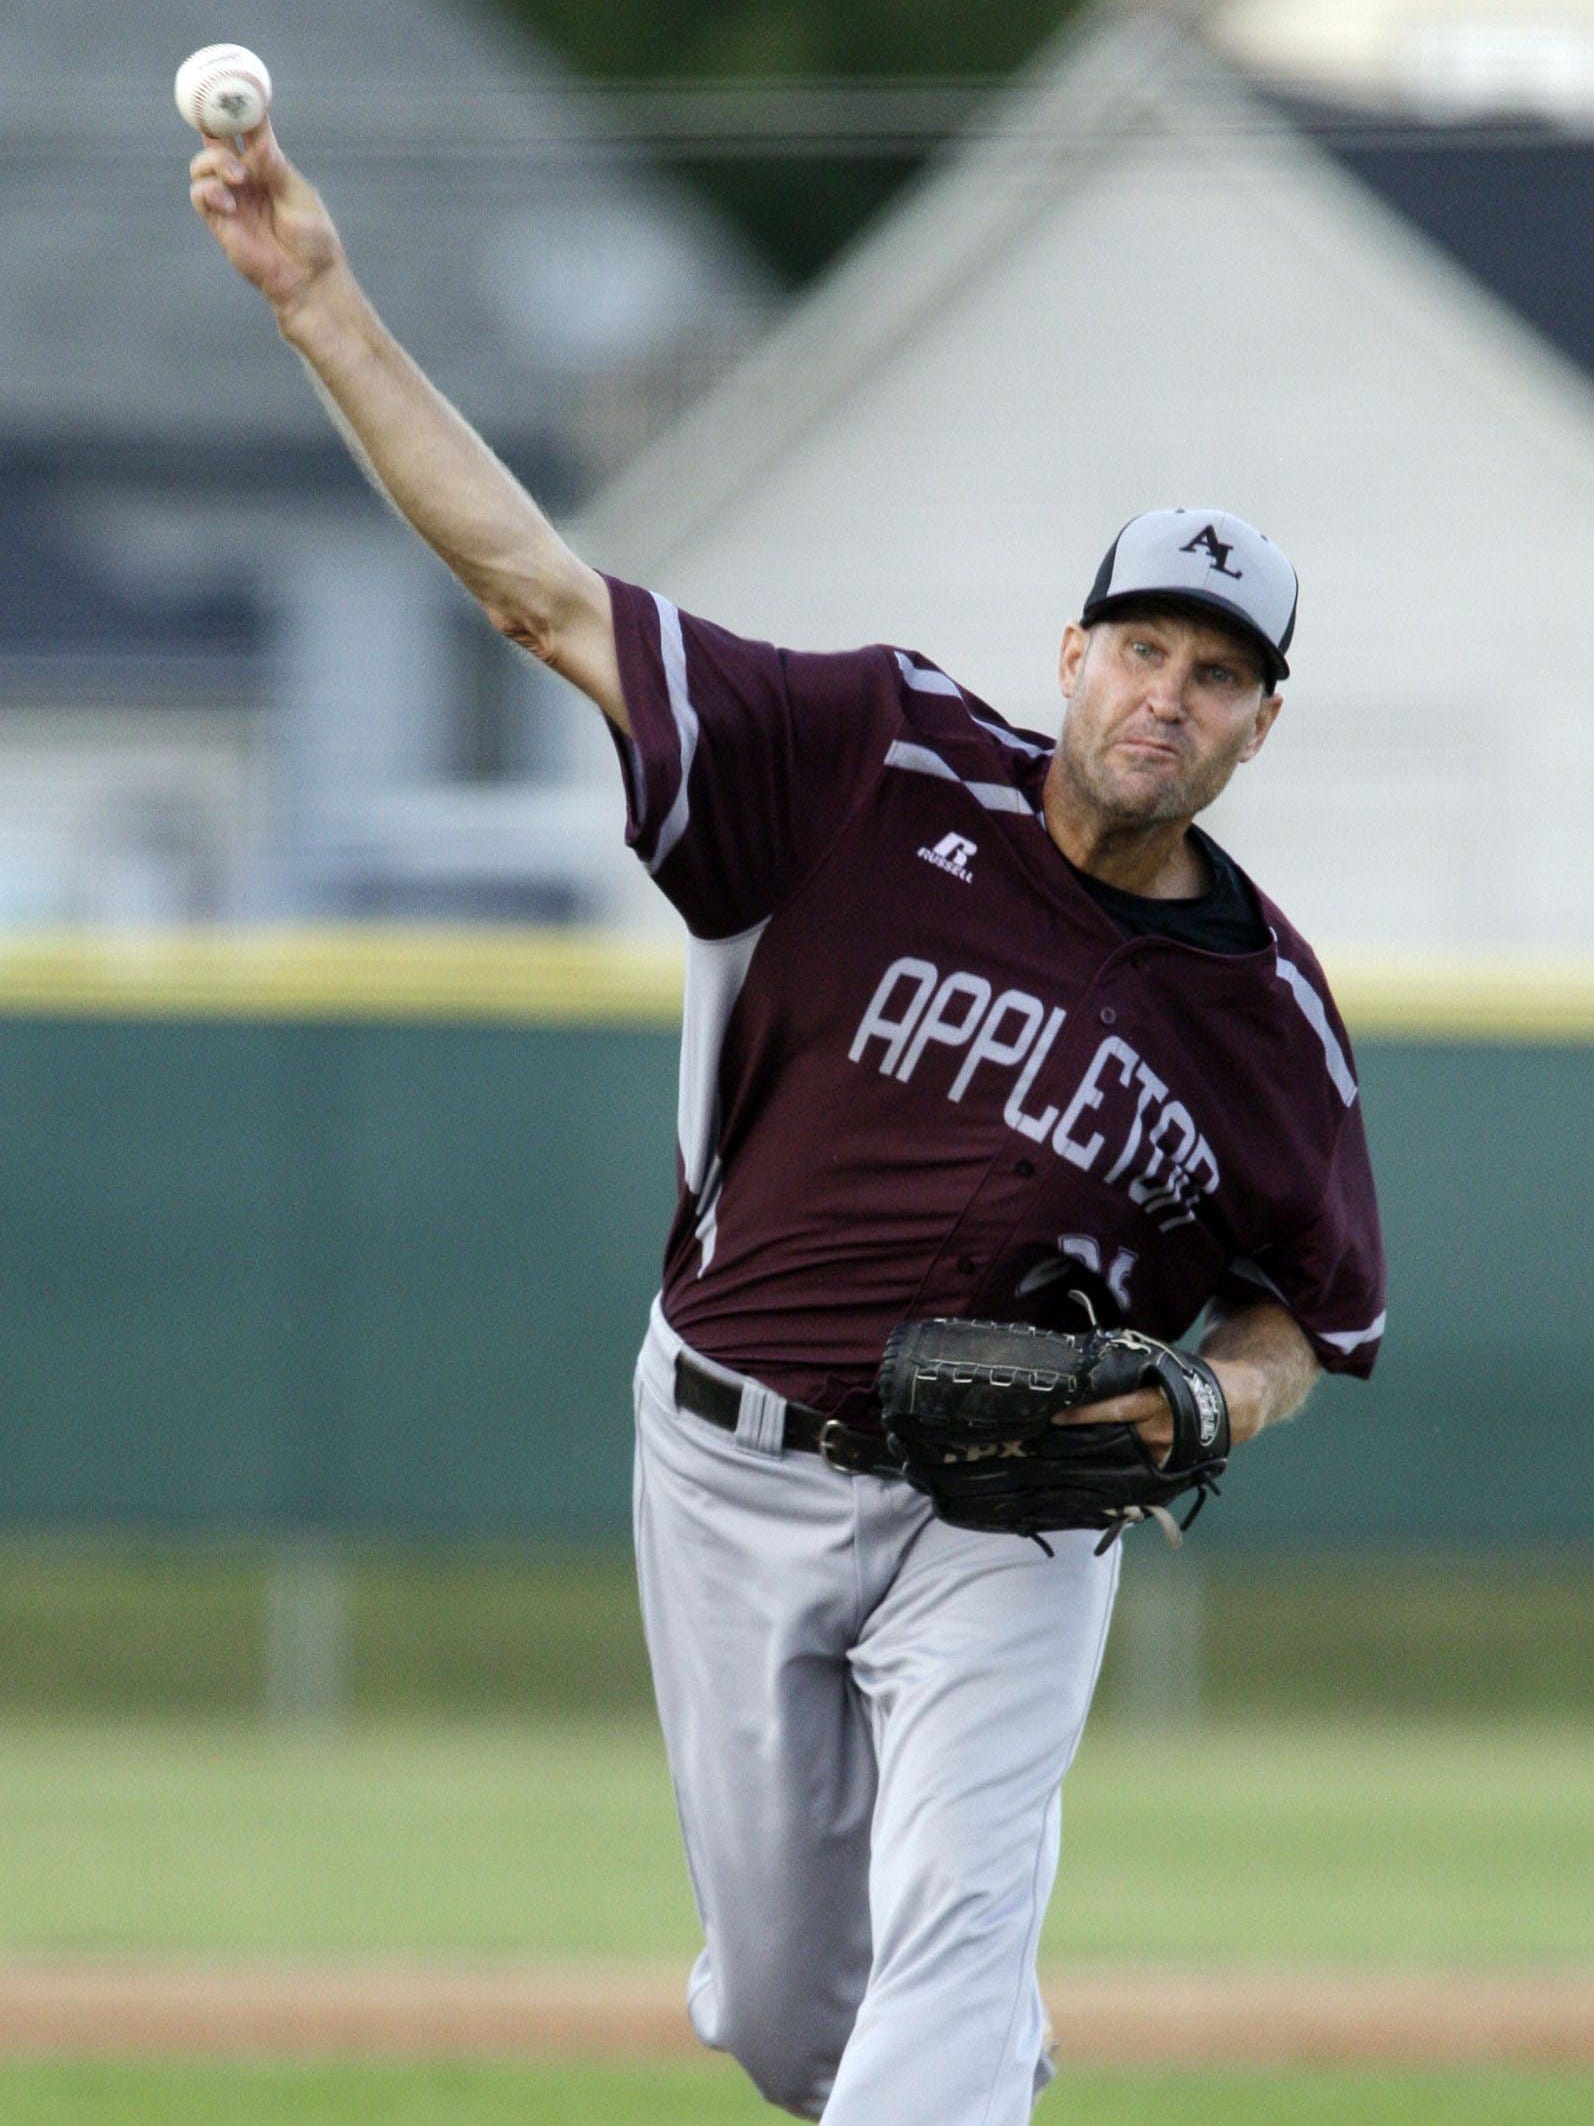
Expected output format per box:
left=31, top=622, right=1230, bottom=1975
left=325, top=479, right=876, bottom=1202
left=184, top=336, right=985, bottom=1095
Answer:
left=1281, top=101, right=1594, bottom=386
left=575, top=6, right=1594, bottom=591
left=1210, top=0, right=1594, bottom=380
left=566, top=4, right=1594, bottom=952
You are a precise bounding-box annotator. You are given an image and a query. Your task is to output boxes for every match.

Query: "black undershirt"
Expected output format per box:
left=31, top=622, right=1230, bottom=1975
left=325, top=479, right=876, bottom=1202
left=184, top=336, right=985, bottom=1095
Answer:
left=1068, top=824, right=1269, bottom=955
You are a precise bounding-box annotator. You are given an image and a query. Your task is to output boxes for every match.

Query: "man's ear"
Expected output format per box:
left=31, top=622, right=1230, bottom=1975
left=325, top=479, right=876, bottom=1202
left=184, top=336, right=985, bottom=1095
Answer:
left=1239, top=692, right=1284, bottom=764
left=1058, top=621, right=1090, bottom=701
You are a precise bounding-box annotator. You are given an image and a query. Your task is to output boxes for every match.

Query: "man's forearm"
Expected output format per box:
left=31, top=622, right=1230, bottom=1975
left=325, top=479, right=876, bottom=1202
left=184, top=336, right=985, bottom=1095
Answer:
left=1198, top=1297, right=1321, bottom=1446
left=190, top=126, right=624, bottom=719
left=277, top=267, right=577, bottom=654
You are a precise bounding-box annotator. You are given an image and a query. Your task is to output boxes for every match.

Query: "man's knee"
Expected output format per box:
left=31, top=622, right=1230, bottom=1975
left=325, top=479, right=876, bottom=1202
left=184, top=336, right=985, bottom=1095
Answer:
left=716, top=2017, right=839, bottom=2119
left=749, top=2051, right=831, bottom=2121
left=691, top=1962, right=854, bottom=2118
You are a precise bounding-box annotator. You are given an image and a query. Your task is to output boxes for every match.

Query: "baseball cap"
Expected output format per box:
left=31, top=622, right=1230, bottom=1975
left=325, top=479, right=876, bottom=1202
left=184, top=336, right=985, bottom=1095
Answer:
left=1082, top=508, right=1298, bottom=686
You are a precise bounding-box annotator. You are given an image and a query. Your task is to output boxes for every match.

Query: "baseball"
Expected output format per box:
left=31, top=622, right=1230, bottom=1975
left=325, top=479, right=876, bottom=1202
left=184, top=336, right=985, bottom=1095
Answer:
left=174, top=44, right=272, bottom=137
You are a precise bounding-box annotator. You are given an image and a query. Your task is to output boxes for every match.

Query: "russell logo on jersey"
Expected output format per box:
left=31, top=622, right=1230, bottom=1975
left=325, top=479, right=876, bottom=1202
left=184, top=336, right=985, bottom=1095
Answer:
left=918, top=832, right=978, bottom=883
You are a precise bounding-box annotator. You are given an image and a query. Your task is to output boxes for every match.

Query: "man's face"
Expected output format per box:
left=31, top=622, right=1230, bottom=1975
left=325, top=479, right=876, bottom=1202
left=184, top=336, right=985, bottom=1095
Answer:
left=1052, top=605, right=1282, bottom=828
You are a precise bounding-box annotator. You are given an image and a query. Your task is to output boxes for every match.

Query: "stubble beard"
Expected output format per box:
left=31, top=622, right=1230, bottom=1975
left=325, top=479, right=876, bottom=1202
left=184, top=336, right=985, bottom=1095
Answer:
left=1060, top=712, right=1232, bottom=829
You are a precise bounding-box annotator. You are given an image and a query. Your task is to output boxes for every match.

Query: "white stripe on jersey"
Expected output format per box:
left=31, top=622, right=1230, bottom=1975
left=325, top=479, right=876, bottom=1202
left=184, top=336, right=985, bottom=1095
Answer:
left=645, top=594, right=701, bottom=876
left=1318, top=1312, right=1387, bottom=1355
left=1231, top=1262, right=1383, bottom=1357
left=893, top=650, right=963, bottom=698
left=693, top=1156, right=726, bottom=1272
left=1229, top=1256, right=1288, bottom=1303
left=1273, top=950, right=1358, bottom=1108
left=971, top=716, right=1051, bottom=760
left=892, top=652, right=1051, bottom=759
left=678, top=922, right=769, bottom=1272
left=884, top=740, right=1042, bottom=818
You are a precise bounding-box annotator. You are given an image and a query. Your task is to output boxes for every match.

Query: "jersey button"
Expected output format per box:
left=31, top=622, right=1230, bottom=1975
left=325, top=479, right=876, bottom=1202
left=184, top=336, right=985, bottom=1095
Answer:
left=1099, top=1006, right=1118, bottom=1026
left=956, top=1255, right=977, bottom=1275
left=1014, top=1158, right=1036, bottom=1178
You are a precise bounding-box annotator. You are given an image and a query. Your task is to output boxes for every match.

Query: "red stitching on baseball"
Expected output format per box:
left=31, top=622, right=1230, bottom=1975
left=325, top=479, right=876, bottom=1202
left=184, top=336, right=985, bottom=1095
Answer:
left=194, top=66, right=267, bottom=127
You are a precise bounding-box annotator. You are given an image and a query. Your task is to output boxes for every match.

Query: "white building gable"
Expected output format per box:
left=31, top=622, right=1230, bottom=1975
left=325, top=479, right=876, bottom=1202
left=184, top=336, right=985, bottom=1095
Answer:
left=573, top=8, right=1594, bottom=955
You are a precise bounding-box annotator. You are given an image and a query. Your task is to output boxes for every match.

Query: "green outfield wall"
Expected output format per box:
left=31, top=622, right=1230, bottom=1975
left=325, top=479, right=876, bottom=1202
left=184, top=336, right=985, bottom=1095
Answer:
left=0, top=930, right=1588, bottom=1547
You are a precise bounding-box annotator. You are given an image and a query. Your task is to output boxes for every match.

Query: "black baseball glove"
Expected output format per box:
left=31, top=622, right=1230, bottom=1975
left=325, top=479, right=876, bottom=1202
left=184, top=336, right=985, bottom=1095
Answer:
left=876, top=1316, right=1229, bottom=1554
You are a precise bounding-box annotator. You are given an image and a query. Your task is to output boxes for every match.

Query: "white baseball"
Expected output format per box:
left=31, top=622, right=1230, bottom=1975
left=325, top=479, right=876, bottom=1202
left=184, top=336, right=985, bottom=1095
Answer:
left=174, top=44, right=272, bottom=137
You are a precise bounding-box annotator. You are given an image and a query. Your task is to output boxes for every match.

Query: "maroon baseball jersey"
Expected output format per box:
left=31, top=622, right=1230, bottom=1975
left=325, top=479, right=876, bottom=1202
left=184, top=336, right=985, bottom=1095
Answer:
left=604, top=576, right=1386, bottom=1418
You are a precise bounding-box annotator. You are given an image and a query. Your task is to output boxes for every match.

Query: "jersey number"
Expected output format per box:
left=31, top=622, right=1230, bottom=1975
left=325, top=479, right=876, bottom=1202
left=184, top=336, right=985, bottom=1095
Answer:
left=1058, top=1234, right=1138, bottom=1310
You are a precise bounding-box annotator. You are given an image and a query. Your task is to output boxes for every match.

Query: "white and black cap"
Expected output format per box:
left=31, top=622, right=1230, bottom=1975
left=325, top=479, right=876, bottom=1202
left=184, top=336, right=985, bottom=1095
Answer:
left=1082, top=508, right=1298, bottom=686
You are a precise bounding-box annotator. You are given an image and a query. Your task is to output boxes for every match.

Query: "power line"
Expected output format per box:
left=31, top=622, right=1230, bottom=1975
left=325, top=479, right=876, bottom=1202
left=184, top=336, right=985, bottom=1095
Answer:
left=5, top=74, right=1593, bottom=172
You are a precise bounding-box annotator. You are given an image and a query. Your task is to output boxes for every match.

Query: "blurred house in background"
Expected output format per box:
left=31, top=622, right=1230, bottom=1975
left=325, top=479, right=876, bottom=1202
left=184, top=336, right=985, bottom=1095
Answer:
left=0, top=0, right=770, bottom=924
left=6, top=0, right=1594, bottom=946
left=579, top=0, right=1594, bottom=951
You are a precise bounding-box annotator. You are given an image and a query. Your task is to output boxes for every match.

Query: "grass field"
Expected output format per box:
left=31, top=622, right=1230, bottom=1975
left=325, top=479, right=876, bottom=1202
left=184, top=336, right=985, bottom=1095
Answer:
left=0, top=1713, right=1586, bottom=1964
left=0, top=1543, right=1589, bottom=1720
left=0, top=1548, right=1587, bottom=2120
left=0, top=2062, right=1591, bottom=2126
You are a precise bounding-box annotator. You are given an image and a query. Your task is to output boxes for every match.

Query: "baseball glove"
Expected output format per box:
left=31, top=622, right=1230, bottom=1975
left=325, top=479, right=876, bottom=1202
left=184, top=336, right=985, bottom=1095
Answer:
left=876, top=1316, right=1229, bottom=1554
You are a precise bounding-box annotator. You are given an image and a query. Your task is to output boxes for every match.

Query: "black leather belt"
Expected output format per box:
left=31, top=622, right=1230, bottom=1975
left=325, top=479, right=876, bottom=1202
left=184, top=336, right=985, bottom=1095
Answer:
left=673, top=1352, right=899, bottom=1477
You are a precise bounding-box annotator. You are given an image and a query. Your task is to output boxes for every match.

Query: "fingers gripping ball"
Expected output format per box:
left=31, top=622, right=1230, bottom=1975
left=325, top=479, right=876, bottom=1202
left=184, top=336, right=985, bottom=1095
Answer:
left=876, top=1316, right=1230, bottom=1554
left=175, top=45, right=272, bottom=138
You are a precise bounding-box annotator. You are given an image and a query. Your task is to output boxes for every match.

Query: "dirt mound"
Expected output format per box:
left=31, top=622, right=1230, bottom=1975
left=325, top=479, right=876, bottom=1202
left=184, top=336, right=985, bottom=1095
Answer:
left=0, top=1960, right=1588, bottom=2065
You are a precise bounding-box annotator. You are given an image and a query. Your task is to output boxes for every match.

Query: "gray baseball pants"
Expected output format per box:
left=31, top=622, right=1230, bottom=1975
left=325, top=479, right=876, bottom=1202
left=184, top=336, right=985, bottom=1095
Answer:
left=632, top=1298, right=1120, bottom=2123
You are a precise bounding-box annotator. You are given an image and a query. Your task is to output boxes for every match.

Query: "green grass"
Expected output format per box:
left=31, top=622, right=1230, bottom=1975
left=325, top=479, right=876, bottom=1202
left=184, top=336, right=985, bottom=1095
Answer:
left=0, top=1715, right=1586, bottom=1965
left=1176, top=1552, right=1594, bottom=1717
left=0, top=1543, right=654, bottom=1717
left=0, top=2061, right=757, bottom=2126
left=0, top=2064, right=1589, bottom=2126
left=1050, top=1718, right=1594, bottom=1963
left=0, top=1541, right=1589, bottom=1719
left=0, top=1720, right=694, bottom=1958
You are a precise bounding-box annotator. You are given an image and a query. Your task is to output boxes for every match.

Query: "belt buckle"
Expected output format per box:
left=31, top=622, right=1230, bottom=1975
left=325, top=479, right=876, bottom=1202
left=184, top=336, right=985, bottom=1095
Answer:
left=818, top=1418, right=857, bottom=1474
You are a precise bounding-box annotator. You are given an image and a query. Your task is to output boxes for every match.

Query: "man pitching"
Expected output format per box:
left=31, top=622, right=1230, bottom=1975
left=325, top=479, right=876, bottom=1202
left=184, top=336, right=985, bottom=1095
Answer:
left=189, top=118, right=1385, bottom=2124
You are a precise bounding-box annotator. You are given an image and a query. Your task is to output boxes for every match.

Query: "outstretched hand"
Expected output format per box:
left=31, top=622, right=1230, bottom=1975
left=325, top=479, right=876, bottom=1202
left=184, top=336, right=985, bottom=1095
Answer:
left=188, top=120, right=343, bottom=317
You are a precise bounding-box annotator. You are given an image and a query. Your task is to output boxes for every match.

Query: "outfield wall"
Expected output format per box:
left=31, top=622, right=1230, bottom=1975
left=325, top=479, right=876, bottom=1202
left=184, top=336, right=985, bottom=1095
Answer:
left=0, top=930, right=1589, bottom=1547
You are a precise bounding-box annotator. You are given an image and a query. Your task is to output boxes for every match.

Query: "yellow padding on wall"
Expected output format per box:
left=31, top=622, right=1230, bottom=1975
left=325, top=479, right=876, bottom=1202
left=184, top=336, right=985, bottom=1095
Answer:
left=0, top=930, right=1589, bottom=1038
left=1324, top=955, right=1594, bottom=1041
left=0, top=927, right=685, bottom=1026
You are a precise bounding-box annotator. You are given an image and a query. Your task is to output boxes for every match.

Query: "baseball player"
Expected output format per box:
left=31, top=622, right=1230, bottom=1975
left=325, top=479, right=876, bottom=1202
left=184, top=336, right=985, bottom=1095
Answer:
left=190, top=125, right=1385, bottom=2123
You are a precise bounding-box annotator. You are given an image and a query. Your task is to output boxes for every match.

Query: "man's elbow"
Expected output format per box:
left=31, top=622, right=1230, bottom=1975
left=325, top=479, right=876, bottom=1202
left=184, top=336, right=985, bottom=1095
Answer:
left=485, top=553, right=608, bottom=671
left=483, top=600, right=558, bottom=663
